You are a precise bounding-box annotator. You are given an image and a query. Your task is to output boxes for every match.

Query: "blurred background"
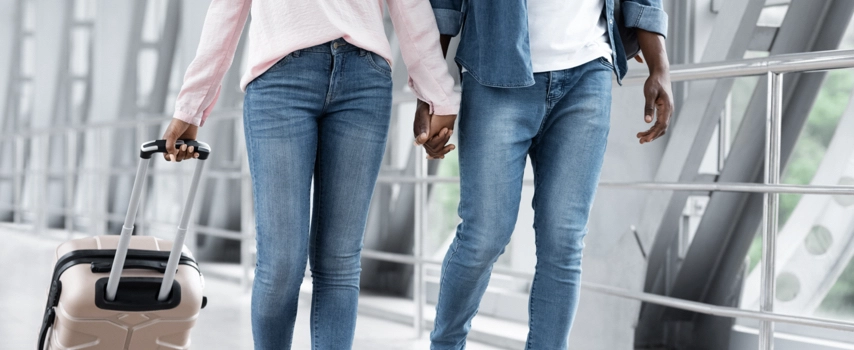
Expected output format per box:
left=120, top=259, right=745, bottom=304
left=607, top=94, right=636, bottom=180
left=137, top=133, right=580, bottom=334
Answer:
left=3, top=0, right=854, bottom=349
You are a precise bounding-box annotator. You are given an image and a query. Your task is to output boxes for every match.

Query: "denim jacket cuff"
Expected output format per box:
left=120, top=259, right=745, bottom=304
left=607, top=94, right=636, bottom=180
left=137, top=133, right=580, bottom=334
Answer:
left=622, top=2, right=668, bottom=38
left=433, top=8, right=462, bottom=37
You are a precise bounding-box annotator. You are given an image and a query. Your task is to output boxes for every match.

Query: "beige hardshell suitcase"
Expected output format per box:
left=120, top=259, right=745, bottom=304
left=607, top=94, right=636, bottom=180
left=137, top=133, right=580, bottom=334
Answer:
left=38, top=140, right=211, bottom=350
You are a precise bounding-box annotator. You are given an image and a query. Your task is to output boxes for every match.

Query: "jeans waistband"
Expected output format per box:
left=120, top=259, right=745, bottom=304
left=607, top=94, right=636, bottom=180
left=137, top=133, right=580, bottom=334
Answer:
left=296, top=38, right=361, bottom=55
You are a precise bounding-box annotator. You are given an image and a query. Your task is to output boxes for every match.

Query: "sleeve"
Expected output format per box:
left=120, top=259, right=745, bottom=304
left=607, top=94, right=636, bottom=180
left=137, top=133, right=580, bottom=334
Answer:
left=387, top=0, right=461, bottom=116
left=621, top=0, right=668, bottom=38
left=172, top=0, right=251, bottom=127
left=429, top=0, right=463, bottom=37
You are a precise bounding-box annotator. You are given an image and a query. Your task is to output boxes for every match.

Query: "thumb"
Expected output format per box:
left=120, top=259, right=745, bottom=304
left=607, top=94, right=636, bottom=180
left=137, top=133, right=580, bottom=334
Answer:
left=414, top=102, right=431, bottom=145
left=644, top=90, right=656, bottom=124
left=162, top=121, right=185, bottom=162
left=164, top=133, right=178, bottom=162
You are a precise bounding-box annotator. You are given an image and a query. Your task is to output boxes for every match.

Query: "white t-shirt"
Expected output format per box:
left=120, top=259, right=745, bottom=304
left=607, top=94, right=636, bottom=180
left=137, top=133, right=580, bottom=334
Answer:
left=527, top=0, right=612, bottom=73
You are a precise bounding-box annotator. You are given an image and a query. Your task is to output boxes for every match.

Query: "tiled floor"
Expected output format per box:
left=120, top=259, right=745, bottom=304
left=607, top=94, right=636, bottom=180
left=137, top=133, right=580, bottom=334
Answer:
left=1, top=227, right=497, bottom=350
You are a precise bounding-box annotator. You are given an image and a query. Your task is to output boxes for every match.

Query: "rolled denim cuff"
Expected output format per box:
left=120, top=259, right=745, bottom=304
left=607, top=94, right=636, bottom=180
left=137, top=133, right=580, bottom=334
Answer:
left=433, top=8, right=462, bottom=36
left=622, top=2, right=668, bottom=38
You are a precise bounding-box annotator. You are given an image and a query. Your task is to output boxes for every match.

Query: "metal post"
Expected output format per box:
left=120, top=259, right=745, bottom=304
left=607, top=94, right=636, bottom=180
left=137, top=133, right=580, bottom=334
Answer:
left=65, top=130, right=76, bottom=238
left=13, top=136, right=23, bottom=223
left=718, top=94, right=731, bottom=172
left=135, top=123, right=146, bottom=237
left=106, top=157, right=151, bottom=301
left=158, top=159, right=205, bottom=301
left=413, top=148, right=425, bottom=338
left=34, top=134, right=47, bottom=233
left=759, top=72, right=783, bottom=350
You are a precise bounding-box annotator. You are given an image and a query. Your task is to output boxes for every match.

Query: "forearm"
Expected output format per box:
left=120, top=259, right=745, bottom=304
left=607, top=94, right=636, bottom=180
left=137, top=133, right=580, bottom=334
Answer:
left=637, top=30, right=669, bottom=73
left=173, top=0, right=251, bottom=126
left=387, top=0, right=459, bottom=115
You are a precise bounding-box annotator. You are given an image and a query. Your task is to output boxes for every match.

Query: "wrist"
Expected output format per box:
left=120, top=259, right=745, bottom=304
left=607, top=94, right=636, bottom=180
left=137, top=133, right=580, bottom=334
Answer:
left=647, top=62, right=670, bottom=75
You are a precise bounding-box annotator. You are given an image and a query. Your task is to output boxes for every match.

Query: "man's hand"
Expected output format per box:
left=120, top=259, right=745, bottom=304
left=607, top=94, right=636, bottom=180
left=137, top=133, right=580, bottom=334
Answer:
left=635, top=30, right=674, bottom=144
left=424, top=114, right=456, bottom=159
left=414, top=100, right=457, bottom=159
left=162, top=118, right=200, bottom=162
left=413, top=100, right=433, bottom=145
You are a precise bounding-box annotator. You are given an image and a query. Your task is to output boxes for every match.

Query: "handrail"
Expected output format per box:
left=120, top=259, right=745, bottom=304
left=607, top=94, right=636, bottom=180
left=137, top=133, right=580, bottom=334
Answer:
left=621, top=49, right=854, bottom=85
left=375, top=176, right=854, bottom=196
left=359, top=249, right=854, bottom=332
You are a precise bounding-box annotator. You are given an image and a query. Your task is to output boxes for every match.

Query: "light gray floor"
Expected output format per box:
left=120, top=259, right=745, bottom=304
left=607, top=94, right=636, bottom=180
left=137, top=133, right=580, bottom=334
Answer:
left=1, top=226, right=497, bottom=350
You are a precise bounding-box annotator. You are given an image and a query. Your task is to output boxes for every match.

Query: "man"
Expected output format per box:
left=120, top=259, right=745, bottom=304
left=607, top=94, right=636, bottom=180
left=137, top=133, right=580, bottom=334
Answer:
left=414, top=0, right=673, bottom=348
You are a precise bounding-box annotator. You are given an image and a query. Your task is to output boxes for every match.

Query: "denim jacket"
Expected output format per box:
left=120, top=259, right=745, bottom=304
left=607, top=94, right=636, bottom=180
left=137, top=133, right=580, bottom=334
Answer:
left=429, top=0, right=668, bottom=87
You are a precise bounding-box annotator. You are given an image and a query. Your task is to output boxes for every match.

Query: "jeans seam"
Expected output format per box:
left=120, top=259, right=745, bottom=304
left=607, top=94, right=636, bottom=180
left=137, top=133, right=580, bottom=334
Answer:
left=311, top=134, right=323, bottom=350
left=434, top=220, right=464, bottom=342
left=244, top=92, right=267, bottom=350
left=527, top=270, right=539, bottom=350
left=243, top=92, right=260, bottom=258
left=533, top=102, right=552, bottom=148
left=526, top=152, right=540, bottom=350
left=323, top=55, right=336, bottom=113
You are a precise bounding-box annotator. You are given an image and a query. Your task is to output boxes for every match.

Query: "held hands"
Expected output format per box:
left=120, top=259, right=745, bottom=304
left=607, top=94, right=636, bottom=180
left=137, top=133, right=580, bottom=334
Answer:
left=413, top=100, right=457, bottom=159
left=161, top=118, right=201, bottom=162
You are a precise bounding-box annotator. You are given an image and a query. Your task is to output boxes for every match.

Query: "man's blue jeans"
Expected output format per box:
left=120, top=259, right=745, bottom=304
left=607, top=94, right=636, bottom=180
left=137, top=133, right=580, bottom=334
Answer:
left=431, top=58, right=613, bottom=350
left=243, top=39, right=393, bottom=350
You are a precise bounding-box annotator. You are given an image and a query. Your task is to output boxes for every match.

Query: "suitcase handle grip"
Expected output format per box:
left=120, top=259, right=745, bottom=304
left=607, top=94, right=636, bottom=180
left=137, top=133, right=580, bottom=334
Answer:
left=91, top=260, right=169, bottom=274
left=139, top=139, right=211, bottom=160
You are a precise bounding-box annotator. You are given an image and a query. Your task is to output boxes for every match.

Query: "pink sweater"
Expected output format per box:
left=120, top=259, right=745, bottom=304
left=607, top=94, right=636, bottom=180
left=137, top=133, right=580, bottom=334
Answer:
left=173, top=0, right=461, bottom=126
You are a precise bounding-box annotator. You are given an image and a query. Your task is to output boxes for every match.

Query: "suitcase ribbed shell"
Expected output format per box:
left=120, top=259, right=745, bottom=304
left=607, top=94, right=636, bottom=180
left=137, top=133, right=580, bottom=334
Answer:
left=46, top=235, right=204, bottom=350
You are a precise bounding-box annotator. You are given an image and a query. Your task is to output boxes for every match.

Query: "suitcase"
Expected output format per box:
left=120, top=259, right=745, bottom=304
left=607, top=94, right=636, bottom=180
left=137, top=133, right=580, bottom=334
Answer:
left=37, top=139, right=211, bottom=350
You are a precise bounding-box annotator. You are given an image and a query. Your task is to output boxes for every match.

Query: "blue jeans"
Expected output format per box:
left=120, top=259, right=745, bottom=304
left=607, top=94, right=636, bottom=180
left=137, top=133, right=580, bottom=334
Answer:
left=243, top=39, right=392, bottom=350
left=431, top=58, right=613, bottom=350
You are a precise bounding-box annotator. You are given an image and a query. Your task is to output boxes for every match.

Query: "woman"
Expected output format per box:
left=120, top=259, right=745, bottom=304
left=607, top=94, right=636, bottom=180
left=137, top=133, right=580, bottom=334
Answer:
left=161, top=1, right=459, bottom=348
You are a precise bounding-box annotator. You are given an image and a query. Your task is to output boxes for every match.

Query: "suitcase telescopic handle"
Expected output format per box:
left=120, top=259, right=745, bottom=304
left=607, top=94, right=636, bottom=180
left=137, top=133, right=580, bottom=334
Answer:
left=105, top=140, right=209, bottom=302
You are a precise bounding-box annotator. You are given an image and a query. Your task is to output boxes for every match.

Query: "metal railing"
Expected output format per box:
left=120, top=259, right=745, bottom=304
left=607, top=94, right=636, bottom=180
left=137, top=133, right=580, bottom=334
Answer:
left=3, top=49, right=854, bottom=349
left=382, top=49, right=854, bottom=348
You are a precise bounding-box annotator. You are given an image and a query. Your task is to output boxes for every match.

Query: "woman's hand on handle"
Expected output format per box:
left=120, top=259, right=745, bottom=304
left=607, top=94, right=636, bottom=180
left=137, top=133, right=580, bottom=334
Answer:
left=162, top=118, right=200, bottom=162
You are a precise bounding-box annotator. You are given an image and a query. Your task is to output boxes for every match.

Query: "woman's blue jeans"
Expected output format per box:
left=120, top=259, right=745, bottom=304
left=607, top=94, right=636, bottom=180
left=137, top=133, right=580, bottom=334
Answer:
left=243, top=39, right=392, bottom=350
left=431, top=58, right=613, bottom=350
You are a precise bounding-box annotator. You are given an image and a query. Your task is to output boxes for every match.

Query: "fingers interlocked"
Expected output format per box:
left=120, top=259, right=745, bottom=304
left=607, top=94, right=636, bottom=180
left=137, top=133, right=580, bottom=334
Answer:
left=424, top=128, right=455, bottom=159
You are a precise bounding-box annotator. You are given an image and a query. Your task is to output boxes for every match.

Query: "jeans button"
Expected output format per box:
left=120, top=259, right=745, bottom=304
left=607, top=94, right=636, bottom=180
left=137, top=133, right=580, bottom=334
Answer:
left=333, top=42, right=340, bottom=49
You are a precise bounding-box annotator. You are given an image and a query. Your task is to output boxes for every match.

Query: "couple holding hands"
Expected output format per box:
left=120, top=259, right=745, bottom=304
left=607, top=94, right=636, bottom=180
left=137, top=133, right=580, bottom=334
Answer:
left=163, top=0, right=672, bottom=349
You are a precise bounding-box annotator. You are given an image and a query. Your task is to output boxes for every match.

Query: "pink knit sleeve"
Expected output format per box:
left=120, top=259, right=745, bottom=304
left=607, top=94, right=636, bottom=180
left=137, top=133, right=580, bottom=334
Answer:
left=386, top=0, right=461, bottom=116
left=173, top=0, right=251, bottom=126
